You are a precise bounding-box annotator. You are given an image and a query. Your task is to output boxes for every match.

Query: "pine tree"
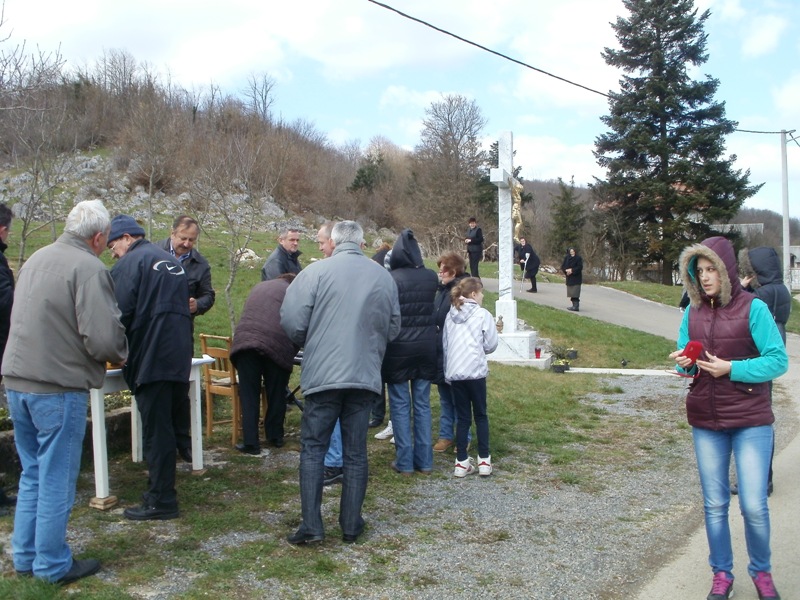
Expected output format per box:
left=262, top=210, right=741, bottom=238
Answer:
left=548, top=177, right=586, bottom=257
left=593, top=0, right=760, bottom=284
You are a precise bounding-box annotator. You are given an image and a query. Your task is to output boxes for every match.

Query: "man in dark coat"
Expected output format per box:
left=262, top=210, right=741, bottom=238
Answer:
left=158, top=215, right=215, bottom=463
left=231, top=273, right=299, bottom=453
left=464, top=217, right=484, bottom=279
left=516, top=237, right=541, bottom=292
left=382, top=229, right=438, bottom=475
left=261, top=228, right=302, bottom=281
left=108, top=215, right=192, bottom=521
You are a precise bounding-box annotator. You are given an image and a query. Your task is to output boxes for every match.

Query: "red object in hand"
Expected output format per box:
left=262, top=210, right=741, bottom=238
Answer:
left=681, top=341, right=703, bottom=364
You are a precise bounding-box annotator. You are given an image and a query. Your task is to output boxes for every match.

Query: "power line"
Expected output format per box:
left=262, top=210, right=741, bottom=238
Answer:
left=368, top=0, right=796, bottom=138
left=367, top=0, right=609, bottom=99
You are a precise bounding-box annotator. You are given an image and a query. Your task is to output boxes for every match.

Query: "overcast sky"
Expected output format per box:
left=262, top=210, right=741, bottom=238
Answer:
left=4, top=0, right=799, bottom=213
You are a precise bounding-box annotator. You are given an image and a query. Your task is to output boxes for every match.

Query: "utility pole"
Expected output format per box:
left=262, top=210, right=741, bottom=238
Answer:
left=781, top=130, right=792, bottom=288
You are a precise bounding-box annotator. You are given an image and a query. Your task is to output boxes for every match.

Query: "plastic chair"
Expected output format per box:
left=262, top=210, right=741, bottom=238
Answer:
left=199, top=334, right=240, bottom=445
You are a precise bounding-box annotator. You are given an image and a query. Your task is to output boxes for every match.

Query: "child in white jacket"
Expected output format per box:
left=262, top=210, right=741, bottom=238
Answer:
left=442, top=277, right=498, bottom=477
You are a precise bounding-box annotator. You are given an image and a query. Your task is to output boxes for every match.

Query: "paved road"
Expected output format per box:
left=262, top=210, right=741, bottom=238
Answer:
left=483, top=278, right=800, bottom=598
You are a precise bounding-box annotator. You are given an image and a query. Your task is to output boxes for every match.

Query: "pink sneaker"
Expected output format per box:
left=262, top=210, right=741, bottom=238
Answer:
left=707, top=571, right=733, bottom=600
left=752, top=571, right=780, bottom=600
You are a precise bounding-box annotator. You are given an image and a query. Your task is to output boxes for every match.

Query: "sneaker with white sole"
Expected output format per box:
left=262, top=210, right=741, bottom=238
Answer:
left=454, top=457, right=476, bottom=478
left=375, top=421, right=393, bottom=440
left=389, top=436, right=395, bottom=444
left=477, top=455, right=492, bottom=476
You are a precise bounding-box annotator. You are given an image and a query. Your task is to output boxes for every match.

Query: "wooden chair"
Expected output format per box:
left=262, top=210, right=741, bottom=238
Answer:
left=199, top=334, right=240, bottom=445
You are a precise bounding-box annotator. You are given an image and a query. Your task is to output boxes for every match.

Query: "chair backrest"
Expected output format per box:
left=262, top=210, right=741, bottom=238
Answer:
left=199, top=334, right=236, bottom=390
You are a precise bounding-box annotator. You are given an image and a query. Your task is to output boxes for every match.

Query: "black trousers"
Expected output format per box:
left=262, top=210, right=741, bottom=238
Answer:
left=468, top=251, right=481, bottom=279
left=235, top=349, right=291, bottom=445
left=136, top=380, right=189, bottom=509
left=172, top=394, right=191, bottom=452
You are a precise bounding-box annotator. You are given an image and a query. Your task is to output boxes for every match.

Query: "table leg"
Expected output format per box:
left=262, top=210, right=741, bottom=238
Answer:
left=89, top=389, right=118, bottom=509
left=189, top=370, right=205, bottom=473
left=131, top=395, right=143, bottom=462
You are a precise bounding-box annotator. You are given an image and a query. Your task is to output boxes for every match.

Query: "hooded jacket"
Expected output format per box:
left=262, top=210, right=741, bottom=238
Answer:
left=442, top=299, right=498, bottom=382
left=433, top=273, right=469, bottom=385
left=738, top=246, right=791, bottom=343
left=381, top=229, right=438, bottom=383
left=677, top=236, right=787, bottom=430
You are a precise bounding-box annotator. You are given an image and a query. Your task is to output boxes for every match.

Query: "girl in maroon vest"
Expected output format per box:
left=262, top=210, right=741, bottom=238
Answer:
left=671, top=236, right=787, bottom=600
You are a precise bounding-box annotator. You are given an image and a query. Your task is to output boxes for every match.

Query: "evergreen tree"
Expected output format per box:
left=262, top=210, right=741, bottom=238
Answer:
left=593, top=0, right=760, bottom=284
left=548, top=177, right=586, bottom=257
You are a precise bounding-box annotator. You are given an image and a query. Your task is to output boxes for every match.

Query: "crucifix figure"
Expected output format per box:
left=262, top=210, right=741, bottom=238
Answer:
left=488, top=131, right=539, bottom=362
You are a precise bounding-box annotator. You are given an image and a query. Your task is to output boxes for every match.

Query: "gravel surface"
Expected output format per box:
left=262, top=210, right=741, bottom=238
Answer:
left=2, top=374, right=795, bottom=599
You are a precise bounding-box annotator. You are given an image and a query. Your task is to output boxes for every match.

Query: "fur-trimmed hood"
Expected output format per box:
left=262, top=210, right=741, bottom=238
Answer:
left=738, top=246, right=782, bottom=290
left=679, top=236, right=739, bottom=308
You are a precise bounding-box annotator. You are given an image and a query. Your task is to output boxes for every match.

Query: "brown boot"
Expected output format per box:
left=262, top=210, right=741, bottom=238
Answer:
left=433, top=439, right=453, bottom=453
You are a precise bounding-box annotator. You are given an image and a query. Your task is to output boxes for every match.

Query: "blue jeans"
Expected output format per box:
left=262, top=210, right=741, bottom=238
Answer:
left=298, top=389, right=375, bottom=538
left=692, top=425, right=774, bottom=577
left=437, top=383, right=471, bottom=443
left=387, top=379, right=433, bottom=472
left=324, top=420, right=343, bottom=468
left=8, top=390, right=89, bottom=581
left=452, top=378, right=490, bottom=462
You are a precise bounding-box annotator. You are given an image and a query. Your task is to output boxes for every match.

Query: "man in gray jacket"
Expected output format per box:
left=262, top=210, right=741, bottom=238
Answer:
left=3, top=199, right=128, bottom=584
left=281, top=220, right=400, bottom=545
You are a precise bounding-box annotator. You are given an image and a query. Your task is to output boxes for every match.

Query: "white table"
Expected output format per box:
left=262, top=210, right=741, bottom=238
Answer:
left=88, top=355, right=214, bottom=509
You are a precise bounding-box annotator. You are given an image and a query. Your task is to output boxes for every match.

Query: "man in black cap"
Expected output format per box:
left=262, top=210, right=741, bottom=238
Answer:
left=107, top=215, right=193, bottom=521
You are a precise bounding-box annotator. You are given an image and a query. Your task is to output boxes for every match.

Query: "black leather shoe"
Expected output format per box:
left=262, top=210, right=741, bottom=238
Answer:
left=342, top=532, right=361, bottom=543
left=368, top=417, right=383, bottom=428
left=287, top=530, right=324, bottom=545
left=323, top=466, right=343, bottom=486
left=124, top=504, right=179, bottom=521
left=178, top=447, right=192, bottom=463
left=268, top=437, right=285, bottom=448
left=56, top=558, right=101, bottom=585
left=235, top=443, right=261, bottom=455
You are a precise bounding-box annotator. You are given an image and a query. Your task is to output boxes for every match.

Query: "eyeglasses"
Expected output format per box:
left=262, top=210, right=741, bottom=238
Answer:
left=107, top=239, right=119, bottom=252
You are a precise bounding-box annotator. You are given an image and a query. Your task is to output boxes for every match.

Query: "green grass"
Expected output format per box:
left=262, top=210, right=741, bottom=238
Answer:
left=0, top=221, right=690, bottom=597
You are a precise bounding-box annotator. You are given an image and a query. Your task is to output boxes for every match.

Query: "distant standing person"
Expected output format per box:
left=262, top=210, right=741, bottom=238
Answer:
left=158, top=215, right=215, bottom=463
left=464, top=217, right=483, bottom=279
left=281, top=221, right=400, bottom=545
left=672, top=236, right=787, bottom=600
left=516, top=237, right=540, bottom=293
left=443, top=277, right=498, bottom=477
left=561, top=246, right=583, bottom=312
left=108, top=215, right=193, bottom=521
left=262, top=227, right=302, bottom=281
left=4, top=200, right=128, bottom=583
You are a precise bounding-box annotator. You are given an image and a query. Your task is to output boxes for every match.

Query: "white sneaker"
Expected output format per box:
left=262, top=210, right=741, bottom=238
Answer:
left=477, top=455, right=492, bottom=476
left=375, top=420, right=393, bottom=440
left=454, top=457, right=476, bottom=478
left=389, top=436, right=395, bottom=444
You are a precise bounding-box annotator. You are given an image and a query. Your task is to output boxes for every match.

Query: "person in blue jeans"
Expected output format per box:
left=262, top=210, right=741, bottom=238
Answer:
left=432, top=252, right=470, bottom=453
left=281, top=221, right=400, bottom=545
left=3, top=200, right=128, bottom=584
left=382, top=229, right=438, bottom=475
left=672, top=236, right=787, bottom=600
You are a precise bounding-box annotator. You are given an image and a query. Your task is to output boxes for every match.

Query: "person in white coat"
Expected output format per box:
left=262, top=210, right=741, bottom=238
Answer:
left=442, top=277, right=498, bottom=478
